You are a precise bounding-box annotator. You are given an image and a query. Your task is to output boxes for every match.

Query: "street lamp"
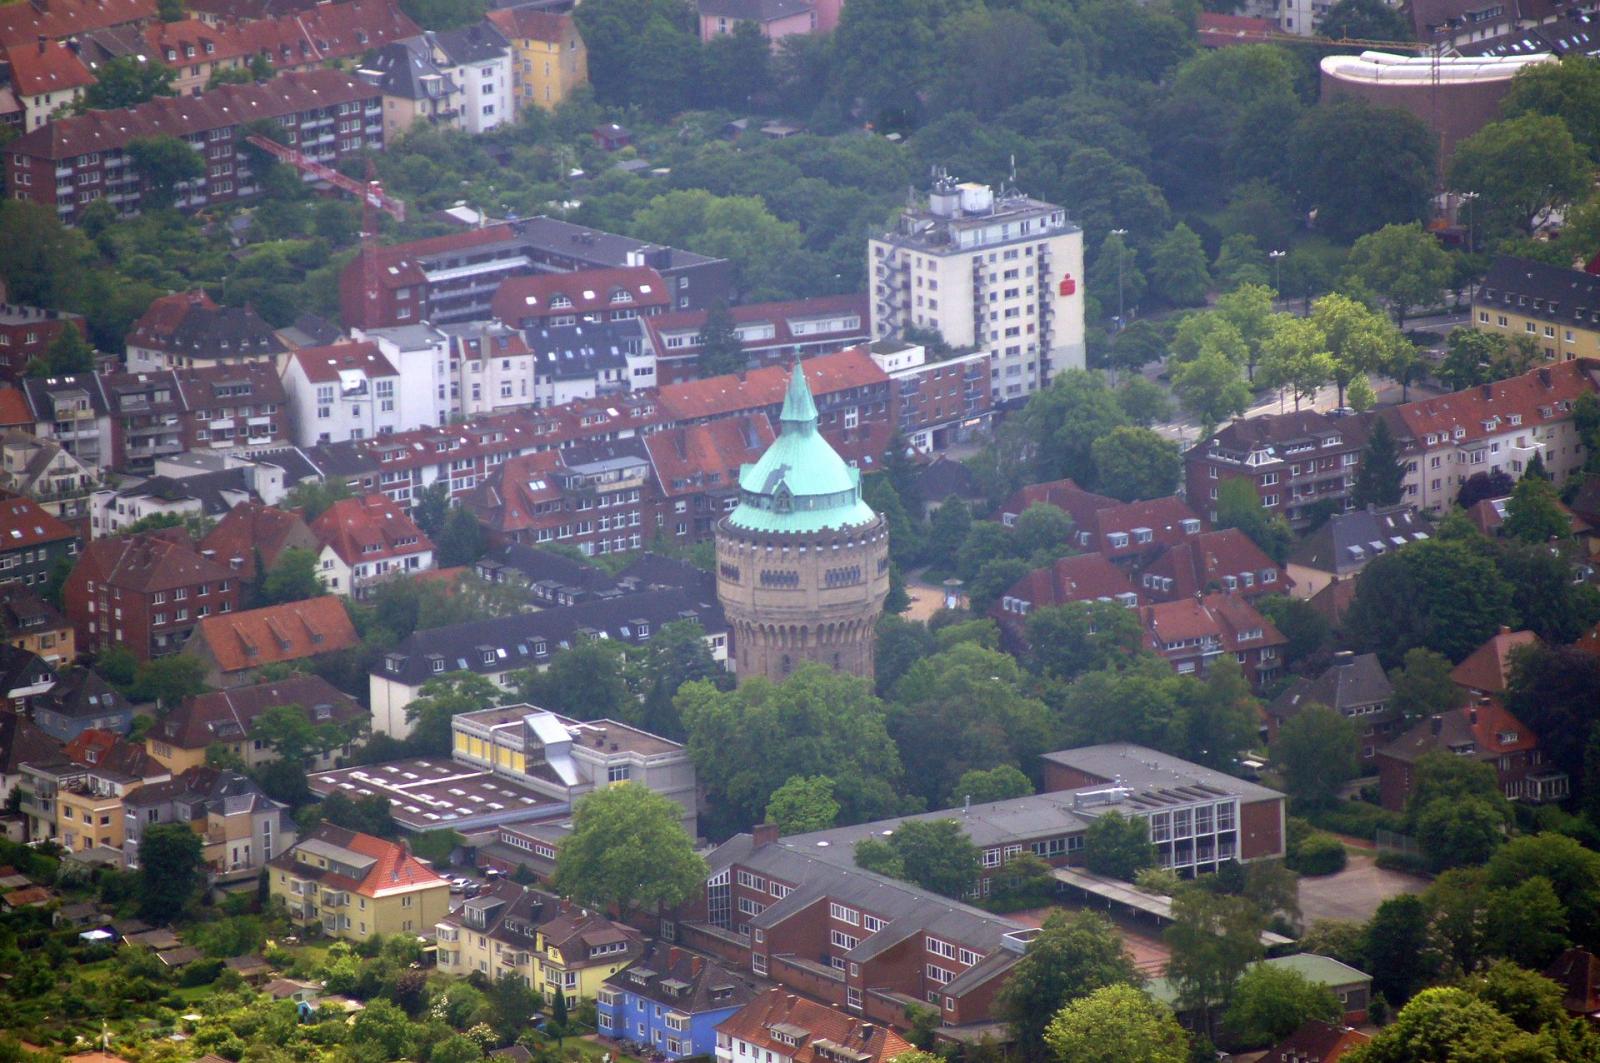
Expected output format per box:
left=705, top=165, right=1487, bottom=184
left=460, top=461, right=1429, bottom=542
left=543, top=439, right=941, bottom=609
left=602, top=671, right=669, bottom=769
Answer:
left=1269, top=249, right=1286, bottom=297
left=1460, top=191, right=1480, bottom=254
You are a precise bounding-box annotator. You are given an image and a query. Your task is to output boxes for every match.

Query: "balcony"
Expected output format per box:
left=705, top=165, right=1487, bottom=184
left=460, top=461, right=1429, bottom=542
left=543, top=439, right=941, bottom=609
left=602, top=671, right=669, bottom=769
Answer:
left=437, top=926, right=459, bottom=943
left=319, top=890, right=348, bottom=907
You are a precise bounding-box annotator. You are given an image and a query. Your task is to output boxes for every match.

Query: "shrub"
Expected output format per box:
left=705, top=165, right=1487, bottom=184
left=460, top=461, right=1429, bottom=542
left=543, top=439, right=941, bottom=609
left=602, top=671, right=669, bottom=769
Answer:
left=1292, top=833, right=1348, bottom=876
left=1304, top=800, right=1407, bottom=838
left=179, top=957, right=224, bottom=987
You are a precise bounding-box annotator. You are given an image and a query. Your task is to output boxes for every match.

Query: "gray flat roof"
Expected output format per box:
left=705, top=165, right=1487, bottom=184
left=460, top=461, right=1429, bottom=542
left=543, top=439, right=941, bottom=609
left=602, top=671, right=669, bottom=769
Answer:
left=1039, top=743, right=1284, bottom=805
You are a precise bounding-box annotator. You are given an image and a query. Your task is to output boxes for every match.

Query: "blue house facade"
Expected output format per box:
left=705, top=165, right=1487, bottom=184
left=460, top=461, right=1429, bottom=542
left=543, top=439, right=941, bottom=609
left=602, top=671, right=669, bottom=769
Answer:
left=598, top=944, right=752, bottom=1059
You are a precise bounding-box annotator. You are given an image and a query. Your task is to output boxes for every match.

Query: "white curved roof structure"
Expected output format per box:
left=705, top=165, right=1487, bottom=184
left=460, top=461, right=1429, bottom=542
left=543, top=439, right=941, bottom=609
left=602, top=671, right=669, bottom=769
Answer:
left=1321, top=50, right=1555, bottom=84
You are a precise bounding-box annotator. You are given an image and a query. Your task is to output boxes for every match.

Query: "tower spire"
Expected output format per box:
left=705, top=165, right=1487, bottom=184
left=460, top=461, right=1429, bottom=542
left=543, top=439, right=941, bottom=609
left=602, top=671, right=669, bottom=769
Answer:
left=779, top=361, right=818, bottom=432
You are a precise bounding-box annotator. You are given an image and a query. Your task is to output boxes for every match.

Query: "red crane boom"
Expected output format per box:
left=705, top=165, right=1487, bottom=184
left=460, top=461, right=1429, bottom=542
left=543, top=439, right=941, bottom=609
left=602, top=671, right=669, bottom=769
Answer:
left=244, top=135, right=406, bottom=222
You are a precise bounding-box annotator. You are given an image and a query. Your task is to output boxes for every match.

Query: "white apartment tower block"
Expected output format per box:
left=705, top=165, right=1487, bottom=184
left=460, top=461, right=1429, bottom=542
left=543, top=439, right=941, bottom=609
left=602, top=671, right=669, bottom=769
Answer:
left=869, top=173, right=1085, bottom=403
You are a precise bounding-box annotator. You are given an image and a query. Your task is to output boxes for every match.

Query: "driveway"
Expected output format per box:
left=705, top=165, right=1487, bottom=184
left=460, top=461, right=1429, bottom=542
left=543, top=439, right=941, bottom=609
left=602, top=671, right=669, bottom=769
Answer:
left=1297, top=850, right=1427, bottom=926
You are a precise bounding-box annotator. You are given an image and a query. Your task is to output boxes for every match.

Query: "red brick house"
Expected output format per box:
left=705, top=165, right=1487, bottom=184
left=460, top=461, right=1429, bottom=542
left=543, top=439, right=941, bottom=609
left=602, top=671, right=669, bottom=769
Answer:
left=1138, top=592, right=1286, bottom=688
left=991, top=552, right=1140, bottom=650
left=643, top=294, right=869, bottom=384
left=1184, top=410, right=1368, bottom=529
left=1260, top=1020, right=1369, bottom=1063
left=990, top=480, right=1206, bottom=567
left=641, top=416, right=773, bottom=542
left=0, top=304, right=86, bottom=382
left=1137, top=527, right=1288, bottom=602
left=2, top=71, right=383, bottom=225
left=198, top=502, right=317, bottom=588
left=716, top=989, right=914, bottom=1063
left=63, top=529, right=241, bottom=660
left=1376, top=702, right=1568, bottom=810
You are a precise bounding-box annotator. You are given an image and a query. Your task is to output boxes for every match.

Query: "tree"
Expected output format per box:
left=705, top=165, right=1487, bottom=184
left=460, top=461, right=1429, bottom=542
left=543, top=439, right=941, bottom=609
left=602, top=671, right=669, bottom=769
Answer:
left=1258, top=315, right=1335, bottom=411
left=1406, top=751, right=1510, bottom=829
left=1458, top=469, right=1517, bottom=509
left=259, top=547, right=322, bottom=605
left=1054, top=654, right=1190, bottom=751
left=1256, top=596, right=1329, bottom=668
left=1091, top=427, right=1180, bottom=502
left=636, top=618, right=729, bottom=739
left=926, top=498, right=973, bottom=572
left=1352, top=987, right=1544, bottom=1063
left=514, top=638, right=632, bottom=724
left=1485, top=832, right=1600, bottom=947
left=349, top=1000, right=418, bottom=1063
left=130, top=654, right=207, bottom=708
left=552, top=783, right=706, bottom=919
left=1083, top=812, right=1156, bottom=882
left=251, top=703, right=343, bottom=764
left=436, top=506, right=487, bottom=567
left=1319, top=0, right=1412, bottom=39
left=1214, top=233, right=1269, bottom=292
left=1364, top=894, right=1439, bottom=1004
left=1012, top=502, right=1075, bottom=561
left=699, top=19, right=772, bottom=108
left=404, top=672, right=501, bottom=756
left=285, top=477, right=353, bottom=521
left=412, top=482, right=450, bottom=539
left=1273, top=704, right=1358, bottom=807
left=1388, top=648, right=1464, bottom=722
left=1170, top=656, right=1261, bottom=771
left=856, top=819, right=980, bottom=898
left=1214, top=476, right=1294, bottom=564
left=1224, top=965, right=1341, bottom=1048
left=697, top=301, right=744, bottom=378
left=996, top=910, right=1144, bottom=1056
left=1310, top=293, right=1407, bottom=410
left=1415, top=796, right=1507, bottom=871
left=1163, top=889, right=1266, bottom=1025
left=1465, top=960, right=1569, bottom=1033
left=1291, top=99, right=1436, bottom=241
left=1044, top=984, right=1187, bottom=1063
left=28, top=323, right=94, bottom=377
left=1344, top=223, right=1452, bottom=327
left=1215, top=284, right=1278, bottom=383
left=875, top=615, right=937, bottom=699
left=1508, top=647, right=1600, bottom=811
left=80, top=57, right=176, bottom=111
left=1117, top=376, right=1174, bottom=426
left=128, top=135, right=204, bottom=211
left=1149, top=224, right=1211, bottom=307
left=1503, top=473, right=1570, bottom=543
left=1172, top=348, right=1251, bottom=437
left=764, top=775, right=840, bottom=835
left=1344, top=539, right=1517, bottom=665
left=138, top=821, right=204, bottom=921
left=677, top=664, right=905, bottom=837
left=1092, top=231, right=1149, bottom=328
left=1026, top=601, right=1146, bottom=681
left=1352, top=416, right=1405, bottom=508
left=952, top=765, right=1033, bottom=805
left=631, top=190, right=805, bottom=300
left=1484, top=878, right=1570, bottom=970
left=1504, top=55, right=1600, bottom=159
left=1450, top=114, right=1590, bottom=236
left=1439, top=327, right=1541, bottom=391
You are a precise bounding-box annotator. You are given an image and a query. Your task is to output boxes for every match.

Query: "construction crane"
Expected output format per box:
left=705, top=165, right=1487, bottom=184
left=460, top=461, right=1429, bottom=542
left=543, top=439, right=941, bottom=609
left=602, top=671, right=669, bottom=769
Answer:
left=244, top=135, right=406, bottom=223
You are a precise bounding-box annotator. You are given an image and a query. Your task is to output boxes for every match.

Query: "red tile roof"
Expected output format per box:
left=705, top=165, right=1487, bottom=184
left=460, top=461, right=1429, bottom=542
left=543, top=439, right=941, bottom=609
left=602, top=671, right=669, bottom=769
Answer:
left=0, top=387, right=34, bottom=428
left=718, top=990, right=914, bottom=1063
left=1389, top=360, right=1600, bottom=451
left=1546, top=948, right=1600, bottom=1017
left=188, top=594, right=358, bottom=675
left=4, top=40, right=95, bottom=97
left=275, top=823, right=446, bottom=898
left=643, top=294, right=869, bottom=360
left=199, top=502, right=313, bottom=583
left=73, top=530, right=234, bottom=594
left=128, top=292, right=213, bottom=350
left=309, top=493, right=432, bottom=567
left=655, top=349, right=887, bottom=423
left=1450, top=627, right=1538, bottom=694
left=144, top=0, right=418, bottom=70
left=0, top=0, right=157, bottom=50
left=1381, top=701, right=1540, bottom=764
left=1090, top=496, right=1204, bottom=560
left=643, top=416, right=774, bottom=499
left=1262, top=1021, right=1369, bottom=1063
left=484, top=6, right=573, bottom=42
left=993, top=478, right=1118, bottom=525
left=0, top=495, right=74, bottom=549
left=1140, top=592, right=1286, bottom=655
left=490, top=267, right=668, bottom=324
left=1141, top=528, right=1287, bottom=600
left=64, top=727, right=163, bottom=778
left=5, top=69, right=377, bottom=161
left=999, top=553, right=1139, bottom=613
left=290, top=341, right=398, bottom=383
left=462, top=450, right=564, bottom=536
left=154, top=674, right=362, bottom=750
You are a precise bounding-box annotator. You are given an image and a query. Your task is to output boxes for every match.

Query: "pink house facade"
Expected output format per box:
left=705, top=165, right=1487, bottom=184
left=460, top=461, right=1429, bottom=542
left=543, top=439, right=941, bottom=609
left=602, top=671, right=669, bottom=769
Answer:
left=697, top=0, right=835, bottom=44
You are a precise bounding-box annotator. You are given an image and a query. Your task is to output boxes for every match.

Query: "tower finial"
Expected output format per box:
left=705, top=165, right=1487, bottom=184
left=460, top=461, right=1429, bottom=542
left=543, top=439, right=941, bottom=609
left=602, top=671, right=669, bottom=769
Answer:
left=779, top=361, right=818, bottom=431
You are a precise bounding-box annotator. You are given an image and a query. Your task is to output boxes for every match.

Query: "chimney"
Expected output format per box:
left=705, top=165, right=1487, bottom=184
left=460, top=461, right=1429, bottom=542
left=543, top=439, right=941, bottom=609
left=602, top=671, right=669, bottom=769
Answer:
left=1430, top=714, right=1443, bottom=735
left=1481, top=384, right=1493, bottom=400
left=1539, top=367, right=1553, bottom=387
left=752, top=822, right=780, bottom=849
left=1469, top=707, right=1478, bottom=726
left=1498, top=625, right=1511, bottom=636
left=690, top=955, right=703, bottom=977
left=667, top=946, right=682, bottom=969
left=37, top=34, right=47, bottom=54
left=1334, top=650, right=1354, bottom=666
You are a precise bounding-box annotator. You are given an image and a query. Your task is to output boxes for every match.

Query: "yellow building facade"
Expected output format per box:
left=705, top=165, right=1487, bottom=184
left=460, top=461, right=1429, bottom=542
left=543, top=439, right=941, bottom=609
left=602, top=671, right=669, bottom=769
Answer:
left=55, top=783, right=130, bottom=853
left=270, top=824, right=451, bottom=943
left=486, top=8, right=588, bottom=111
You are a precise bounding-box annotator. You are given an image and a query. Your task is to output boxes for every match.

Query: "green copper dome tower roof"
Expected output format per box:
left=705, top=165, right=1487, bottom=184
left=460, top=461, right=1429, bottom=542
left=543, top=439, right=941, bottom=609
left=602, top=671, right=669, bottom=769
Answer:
left=725, top=362, right=878, bottom=535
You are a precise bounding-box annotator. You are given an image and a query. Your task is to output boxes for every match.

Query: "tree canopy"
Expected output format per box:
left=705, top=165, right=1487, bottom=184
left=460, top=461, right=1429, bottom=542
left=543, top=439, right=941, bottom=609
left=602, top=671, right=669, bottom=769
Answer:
left=552, top=783, right=707, bottom=918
